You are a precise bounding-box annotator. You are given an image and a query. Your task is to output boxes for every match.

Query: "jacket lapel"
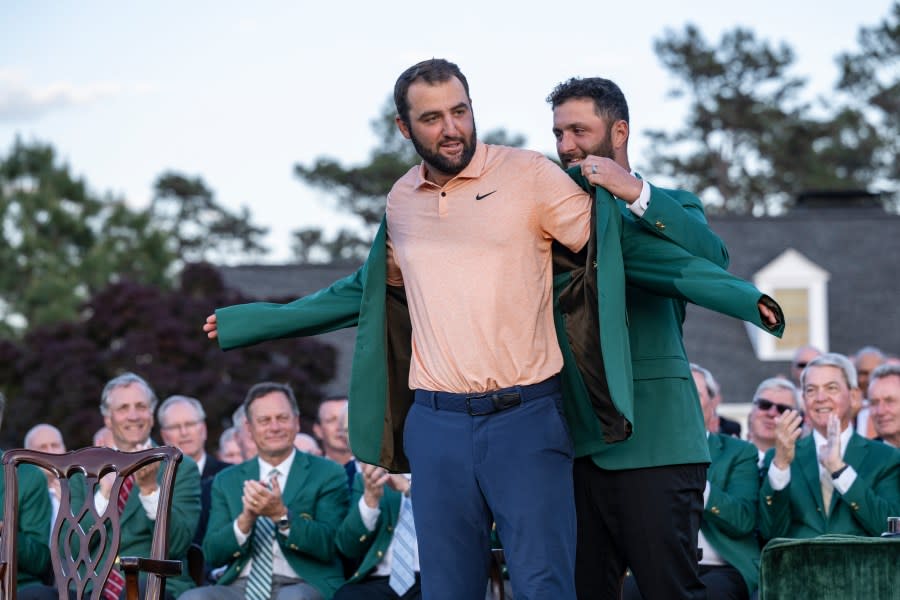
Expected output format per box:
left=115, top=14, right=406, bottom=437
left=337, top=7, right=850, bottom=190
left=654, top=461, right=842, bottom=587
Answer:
left=842, top=433, right=869, bottom=481
left=280, top=450, right=310, bottom=506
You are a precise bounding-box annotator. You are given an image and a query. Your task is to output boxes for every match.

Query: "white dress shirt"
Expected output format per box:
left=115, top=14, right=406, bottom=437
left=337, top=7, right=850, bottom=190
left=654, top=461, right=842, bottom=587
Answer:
left=234, top=451, right=300, bottom=579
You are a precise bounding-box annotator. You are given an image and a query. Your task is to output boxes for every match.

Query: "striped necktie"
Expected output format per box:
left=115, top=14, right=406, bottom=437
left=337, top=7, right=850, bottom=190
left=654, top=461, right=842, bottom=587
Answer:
left=389, top=494, right=417, bottom=595
left=246, top=469, right=279, bottom=600
left=101, top=474, right=135, bottom=600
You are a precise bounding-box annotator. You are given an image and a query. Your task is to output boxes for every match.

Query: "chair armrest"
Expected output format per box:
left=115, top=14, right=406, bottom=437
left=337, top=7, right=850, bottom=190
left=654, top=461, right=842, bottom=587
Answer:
left=120, top=556, right=183, bottom=578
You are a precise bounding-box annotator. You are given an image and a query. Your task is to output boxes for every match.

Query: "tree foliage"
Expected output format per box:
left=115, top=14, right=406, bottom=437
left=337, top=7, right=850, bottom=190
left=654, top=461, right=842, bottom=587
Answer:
left=0, top=139, right=174, bottom=335
left=1, top=263, right=335, bottom=450
left=151, top=172, right=270, bottom=264
left=646, top=24, right=889, bottom=214
left=835, top=1, right=899, bottom=190
left=292, top=97, right=526, bottom=262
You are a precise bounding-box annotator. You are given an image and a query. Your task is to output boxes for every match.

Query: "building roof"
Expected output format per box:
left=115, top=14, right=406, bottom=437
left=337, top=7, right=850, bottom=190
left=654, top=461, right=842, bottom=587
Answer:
left=684, top=193, right=900, bottom=404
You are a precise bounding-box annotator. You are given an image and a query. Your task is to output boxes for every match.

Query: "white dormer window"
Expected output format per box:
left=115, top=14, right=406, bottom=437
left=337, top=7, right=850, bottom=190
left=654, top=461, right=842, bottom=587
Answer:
left=748, top=249, right=829, bottom=361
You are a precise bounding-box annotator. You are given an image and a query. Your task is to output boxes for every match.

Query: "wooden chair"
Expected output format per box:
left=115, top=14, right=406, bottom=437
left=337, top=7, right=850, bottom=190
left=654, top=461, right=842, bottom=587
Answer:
left=1, top=446, right=184, bottom=600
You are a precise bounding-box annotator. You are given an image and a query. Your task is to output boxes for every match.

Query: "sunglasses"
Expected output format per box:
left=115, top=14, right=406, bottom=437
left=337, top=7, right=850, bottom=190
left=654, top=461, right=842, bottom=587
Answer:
left=753, top=398, right=795, bottom=414
left=793, top=362, right=808, bottom=369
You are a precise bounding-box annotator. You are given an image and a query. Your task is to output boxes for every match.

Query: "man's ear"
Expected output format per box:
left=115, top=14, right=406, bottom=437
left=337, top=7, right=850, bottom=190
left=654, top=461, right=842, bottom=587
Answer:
left=395, top=115, right=412, bottom=140
left=612, top=119, right=629, bottom=150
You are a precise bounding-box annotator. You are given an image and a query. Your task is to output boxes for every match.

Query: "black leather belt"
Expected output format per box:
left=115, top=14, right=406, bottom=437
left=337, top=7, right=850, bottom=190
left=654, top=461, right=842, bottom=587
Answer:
left=414, top=375, right=560, bottom=416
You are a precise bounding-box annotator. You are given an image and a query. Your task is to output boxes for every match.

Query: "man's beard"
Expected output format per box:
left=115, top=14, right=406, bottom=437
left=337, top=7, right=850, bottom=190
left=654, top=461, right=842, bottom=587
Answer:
left=560, top=128, right=615, bottom=166
left=410, top=124, right=478, bottom=178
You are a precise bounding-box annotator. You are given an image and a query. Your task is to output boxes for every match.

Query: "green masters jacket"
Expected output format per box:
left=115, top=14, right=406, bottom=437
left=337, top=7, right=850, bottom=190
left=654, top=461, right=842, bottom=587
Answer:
left=557, top=180, right=726, bottom=469
left=68, top=452, right=201, bottom=597
left=334, top=473, right=404, bottom=583
left=702, top=433, right=761, bottom=595
left=759, top=433, right=900, bottom=540
left=0, top=456, right=52, bottom=589
left=202, top=450, right=348, bottom=600
left=216, top=177, right=783, bottom=472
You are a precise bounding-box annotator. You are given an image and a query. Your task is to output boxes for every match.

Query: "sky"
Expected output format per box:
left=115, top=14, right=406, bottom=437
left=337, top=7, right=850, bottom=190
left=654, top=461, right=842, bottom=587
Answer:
left=1, top=0, right=893, bottom=262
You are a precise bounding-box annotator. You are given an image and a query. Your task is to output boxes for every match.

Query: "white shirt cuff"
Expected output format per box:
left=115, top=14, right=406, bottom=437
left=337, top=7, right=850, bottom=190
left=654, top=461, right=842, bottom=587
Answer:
left=627, top=179, right=651, bottom=217
left=703, top=480, right=711, bottom=507
left=767, top=462, right=791, bottom=491
left=832, top=465, right=857, bottom=495
left=138, top=488, right=159, bottom=521
left=358, top=496, right=381, bottom=532
left=234, top=519, right=249, bottom=545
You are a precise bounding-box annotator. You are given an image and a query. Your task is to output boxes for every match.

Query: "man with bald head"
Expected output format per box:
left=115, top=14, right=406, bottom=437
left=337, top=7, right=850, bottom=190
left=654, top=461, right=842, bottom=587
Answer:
left=24, top=423, right=67, bottom=531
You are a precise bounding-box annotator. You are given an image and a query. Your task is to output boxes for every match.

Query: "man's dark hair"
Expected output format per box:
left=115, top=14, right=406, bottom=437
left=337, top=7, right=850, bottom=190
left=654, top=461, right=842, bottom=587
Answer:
left=546, top=77, right=630, bottom=125
left=394, top=58, right=470, bottom=125
left=242, top=382, right=299, bottom=419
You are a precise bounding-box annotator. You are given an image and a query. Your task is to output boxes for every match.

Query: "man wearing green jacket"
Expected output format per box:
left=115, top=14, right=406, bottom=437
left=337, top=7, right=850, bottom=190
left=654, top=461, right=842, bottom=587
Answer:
left=68, top=373, right=201, bottom=599
left=333, top=466, right=419, bottom=599
left=205, top=59, right=782, bottom=600
left=547, top=76, right=769, bottom=600
left=691, top=365, right=760, bottom=599
left=760, top=353, right=900, bottom=540
left=0, top=390, right=56, bottom=599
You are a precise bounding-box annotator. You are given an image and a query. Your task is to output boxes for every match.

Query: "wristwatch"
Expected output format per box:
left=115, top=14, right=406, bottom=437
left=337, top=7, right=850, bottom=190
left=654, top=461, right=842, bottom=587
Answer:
left=831, top=464, right=849, bottom=480
left=276, top=513, right=290, bottom=532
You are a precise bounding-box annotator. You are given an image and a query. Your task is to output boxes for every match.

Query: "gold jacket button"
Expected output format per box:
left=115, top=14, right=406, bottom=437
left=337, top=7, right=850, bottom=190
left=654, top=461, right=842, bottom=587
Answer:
left=655, top=221, right=666, bottom=231
left=377, top=551, right=384, bottom=558
left=359, top=535, right=367, bottom=542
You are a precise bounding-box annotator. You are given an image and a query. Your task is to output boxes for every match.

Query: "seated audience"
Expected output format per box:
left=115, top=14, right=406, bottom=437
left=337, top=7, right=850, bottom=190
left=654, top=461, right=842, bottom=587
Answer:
left=333, top=464, right=420, bottom=600
left=759, top=353, right=900, bottom=540
left=23, top=423, right=67, bottom=532
left=868, top=363, right=900, bottom=448
left=69, top=373, right=201, bottom=599
left=181, top=382, right=348, bottom=600
left=294, top=433, right=324, bottom=456
left=314, top=397, right=353, bottom=467
left=746, top=378, right=801, bottom=467
left=218, top=426, right=244, bottom=464
left=1, top=395, right=56, bottom=600
left=158, top=394, right=229, bottom=545
left=854, top=346, right=886, bottom=439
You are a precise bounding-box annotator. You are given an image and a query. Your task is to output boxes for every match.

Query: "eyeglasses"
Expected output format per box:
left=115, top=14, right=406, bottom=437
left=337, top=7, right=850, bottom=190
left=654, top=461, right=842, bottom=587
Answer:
left=160, top=420, right=202, bottom=432
left=753, top=398, right=795, bottom=414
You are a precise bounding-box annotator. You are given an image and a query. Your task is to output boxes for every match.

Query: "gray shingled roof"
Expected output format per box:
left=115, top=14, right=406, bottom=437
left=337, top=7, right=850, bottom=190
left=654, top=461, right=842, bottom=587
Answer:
left=217, top=195, right=900, bottom=405
left=683, top=194, right=900, bottom=404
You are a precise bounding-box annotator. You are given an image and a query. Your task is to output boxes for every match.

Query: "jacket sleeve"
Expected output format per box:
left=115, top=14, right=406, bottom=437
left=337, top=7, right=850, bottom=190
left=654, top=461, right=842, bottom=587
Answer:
left=216, top=266, right=366, bottom=351
left=705, top=441, right=759, bottom=537
left=757, top=452, right=793, bottom=540
left=637, top=184, right=729, bottom=269
left=166, top=457, right=201, bottom=559
left=280, top=463, right=350, bottom=563
left=202, top=471, right=245, bottom=568
left=619, top=213, right=784, bottom=336
left=841, top=448, right=900, bottom=536
left=334, top=474, right=378, bottom=559
left=15, top=464, right=52, bottom=583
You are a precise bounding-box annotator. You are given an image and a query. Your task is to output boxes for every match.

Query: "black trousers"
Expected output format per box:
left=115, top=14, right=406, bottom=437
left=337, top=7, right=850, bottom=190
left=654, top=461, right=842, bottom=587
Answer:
left=333, top=574, right=422, bottom=600
left=574, top=458, right=707, bottom=600
left=623, top=564, right=747, bottom=600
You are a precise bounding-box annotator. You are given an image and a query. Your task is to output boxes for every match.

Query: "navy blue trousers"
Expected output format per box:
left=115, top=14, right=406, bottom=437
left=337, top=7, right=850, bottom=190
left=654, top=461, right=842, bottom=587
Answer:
left=404, top=377, right=576, bottom=600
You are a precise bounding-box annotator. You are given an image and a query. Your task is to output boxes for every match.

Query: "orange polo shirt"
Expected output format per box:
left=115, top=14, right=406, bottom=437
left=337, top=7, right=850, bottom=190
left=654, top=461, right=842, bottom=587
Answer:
left=386, top=142, right=591, bottom=393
